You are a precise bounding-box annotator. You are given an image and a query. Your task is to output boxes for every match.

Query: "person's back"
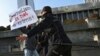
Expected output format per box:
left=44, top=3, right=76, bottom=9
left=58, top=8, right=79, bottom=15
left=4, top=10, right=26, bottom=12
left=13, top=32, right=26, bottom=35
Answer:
left=44, top=13, right=72, bottom=56
left=40, top=6, right=72, bottom=56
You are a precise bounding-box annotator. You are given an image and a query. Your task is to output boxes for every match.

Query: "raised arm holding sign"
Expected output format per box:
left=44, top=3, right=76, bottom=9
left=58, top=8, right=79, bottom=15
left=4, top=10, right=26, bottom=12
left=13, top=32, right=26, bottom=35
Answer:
left=9, top=6, right=38, bottom=30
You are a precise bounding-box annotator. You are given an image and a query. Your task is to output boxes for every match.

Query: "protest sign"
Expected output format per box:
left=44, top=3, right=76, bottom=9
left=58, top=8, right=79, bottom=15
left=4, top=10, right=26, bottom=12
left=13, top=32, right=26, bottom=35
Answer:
left=9, top=5, right=38, bottom=30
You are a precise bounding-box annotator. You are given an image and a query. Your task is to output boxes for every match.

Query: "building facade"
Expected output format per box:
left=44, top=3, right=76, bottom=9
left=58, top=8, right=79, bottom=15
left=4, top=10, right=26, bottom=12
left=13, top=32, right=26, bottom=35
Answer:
left=35, top=2, right=100, bottom=21
left=51, top=2, right=100, bottom=21
left=85, top=0, right=100, bottom=3
left=17, top=0, right=35, bottom=10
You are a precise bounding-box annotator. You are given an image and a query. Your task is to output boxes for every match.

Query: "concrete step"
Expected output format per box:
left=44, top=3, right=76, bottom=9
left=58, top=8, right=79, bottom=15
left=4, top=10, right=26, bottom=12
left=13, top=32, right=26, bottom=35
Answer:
left=0, top=51, right=24, bottom=56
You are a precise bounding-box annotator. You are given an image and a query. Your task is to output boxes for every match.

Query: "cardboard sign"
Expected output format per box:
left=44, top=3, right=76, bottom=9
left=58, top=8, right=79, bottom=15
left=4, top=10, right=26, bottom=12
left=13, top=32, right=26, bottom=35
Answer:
left=9, top=6, right=38, bottom=30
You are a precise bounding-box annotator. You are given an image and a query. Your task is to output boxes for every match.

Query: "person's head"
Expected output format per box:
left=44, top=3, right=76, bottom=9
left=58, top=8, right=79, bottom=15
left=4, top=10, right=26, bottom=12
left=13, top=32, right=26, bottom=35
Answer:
left=41, top=6, right=52, bottom=16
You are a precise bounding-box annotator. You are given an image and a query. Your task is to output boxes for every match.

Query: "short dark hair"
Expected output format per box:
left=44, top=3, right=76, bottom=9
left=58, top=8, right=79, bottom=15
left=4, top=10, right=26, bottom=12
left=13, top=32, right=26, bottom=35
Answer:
left=42, top=6, right=52, bottom=14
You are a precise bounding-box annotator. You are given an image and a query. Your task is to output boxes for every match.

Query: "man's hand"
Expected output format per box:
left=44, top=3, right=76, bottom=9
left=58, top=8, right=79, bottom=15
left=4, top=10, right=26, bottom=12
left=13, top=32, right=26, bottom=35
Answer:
left=16, top=34, right=28, bottom=42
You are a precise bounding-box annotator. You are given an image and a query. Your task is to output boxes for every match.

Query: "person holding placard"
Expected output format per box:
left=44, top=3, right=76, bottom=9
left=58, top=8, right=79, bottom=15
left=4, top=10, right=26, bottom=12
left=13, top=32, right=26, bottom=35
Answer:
left=16, top=24, right=39, bottom=56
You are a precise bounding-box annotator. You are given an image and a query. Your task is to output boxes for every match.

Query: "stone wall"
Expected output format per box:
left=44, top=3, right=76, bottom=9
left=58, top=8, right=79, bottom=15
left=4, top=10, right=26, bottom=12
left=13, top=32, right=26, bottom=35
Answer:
left=0, top=37, right=20, bottom=53
left=72, top=46, right=100, bottom=56
left=63, top=24, right=100, bottom=56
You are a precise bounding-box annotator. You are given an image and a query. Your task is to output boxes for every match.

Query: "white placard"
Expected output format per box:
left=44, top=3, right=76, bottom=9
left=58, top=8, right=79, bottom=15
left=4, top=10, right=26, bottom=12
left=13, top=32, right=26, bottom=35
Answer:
left=9, top=6, right=38, bottom=30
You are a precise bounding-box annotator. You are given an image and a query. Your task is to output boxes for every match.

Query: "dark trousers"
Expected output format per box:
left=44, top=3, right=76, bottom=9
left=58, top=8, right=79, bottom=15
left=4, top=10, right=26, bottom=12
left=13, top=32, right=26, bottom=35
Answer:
left=46, top=45, right=72, bottom=56
left=37, top=45, right=48, bottom=56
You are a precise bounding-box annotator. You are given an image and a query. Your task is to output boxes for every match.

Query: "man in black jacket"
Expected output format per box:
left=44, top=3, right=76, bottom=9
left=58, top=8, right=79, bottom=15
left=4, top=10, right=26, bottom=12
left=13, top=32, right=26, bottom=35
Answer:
left=21, top=6, right=72, bottom=56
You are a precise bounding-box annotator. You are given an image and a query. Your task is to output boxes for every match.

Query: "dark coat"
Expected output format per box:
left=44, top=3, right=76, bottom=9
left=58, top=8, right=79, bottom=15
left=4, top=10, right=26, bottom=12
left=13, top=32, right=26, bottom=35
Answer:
left=27, top=13, right=72, bottom=44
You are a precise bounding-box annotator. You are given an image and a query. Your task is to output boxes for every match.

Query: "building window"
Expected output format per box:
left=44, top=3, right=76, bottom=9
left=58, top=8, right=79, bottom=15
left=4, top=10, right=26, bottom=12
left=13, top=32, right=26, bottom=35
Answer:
left=89, top=10, right=94, bottom=17
left=94, top=9, right=99, bottom=15
left=62, top=13, right=67, bottom=20
left=78, top=11, right=83, bottom=19
left=98, top=9, right=100, bottom=17
left=68, top=13, right=72, bottom=19
left=94, top=9, right=99, bottom=18
left=83, top=10, right=88, bottom=19
left=73, top=12, right=78, bottom=19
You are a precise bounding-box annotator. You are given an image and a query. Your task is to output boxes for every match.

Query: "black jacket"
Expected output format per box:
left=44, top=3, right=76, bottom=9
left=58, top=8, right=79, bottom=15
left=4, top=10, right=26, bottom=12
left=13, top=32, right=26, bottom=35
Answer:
left=27, top=13, right=72, bottom=45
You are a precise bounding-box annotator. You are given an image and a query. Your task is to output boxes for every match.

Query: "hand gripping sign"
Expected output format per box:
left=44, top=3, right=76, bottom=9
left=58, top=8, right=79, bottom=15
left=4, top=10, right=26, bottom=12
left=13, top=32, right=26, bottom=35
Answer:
left=9, top=6, right=38, bottom=30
